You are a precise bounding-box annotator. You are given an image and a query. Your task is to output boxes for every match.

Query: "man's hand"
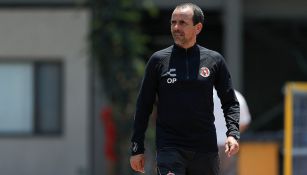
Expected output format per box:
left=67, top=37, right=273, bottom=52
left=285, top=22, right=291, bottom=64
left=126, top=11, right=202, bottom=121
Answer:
left=225, top=136, right=239, bottom=157
left=130, top=154, right=145, bottom=173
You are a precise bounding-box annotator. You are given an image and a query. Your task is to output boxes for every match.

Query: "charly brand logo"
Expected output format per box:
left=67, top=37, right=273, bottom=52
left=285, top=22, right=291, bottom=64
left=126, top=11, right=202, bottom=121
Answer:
left=162, top=68, right=177, bottom=84
left=132, top=142, right=138, bottom=152
left=199, top=67, right=210, bottom=78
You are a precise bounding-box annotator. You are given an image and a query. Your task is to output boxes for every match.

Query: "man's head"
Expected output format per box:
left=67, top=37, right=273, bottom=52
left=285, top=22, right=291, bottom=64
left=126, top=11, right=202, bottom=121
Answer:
left=171, top=3, right=204, bottom=48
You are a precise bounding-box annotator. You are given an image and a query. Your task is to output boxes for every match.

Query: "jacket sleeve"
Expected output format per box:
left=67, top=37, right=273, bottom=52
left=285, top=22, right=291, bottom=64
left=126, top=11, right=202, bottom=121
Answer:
left=214, top=54, right=240, bottom=140
left=130, top=54, right=159, bottom=155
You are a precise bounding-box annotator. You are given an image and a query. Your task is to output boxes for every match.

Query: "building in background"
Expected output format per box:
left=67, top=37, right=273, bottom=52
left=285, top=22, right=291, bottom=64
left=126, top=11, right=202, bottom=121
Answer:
left=0, top=0, right=306, bottom=175
left=0, top=1, right=91, bottom=175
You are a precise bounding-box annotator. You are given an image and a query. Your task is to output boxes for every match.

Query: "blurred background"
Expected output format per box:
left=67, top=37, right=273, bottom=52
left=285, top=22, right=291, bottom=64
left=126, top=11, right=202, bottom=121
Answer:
left=0, top=0, right=306, bottom=175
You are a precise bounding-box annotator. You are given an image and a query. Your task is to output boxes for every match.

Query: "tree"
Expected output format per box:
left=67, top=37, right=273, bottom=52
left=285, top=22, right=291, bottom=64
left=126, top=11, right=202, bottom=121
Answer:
left=91, top=0, right=157, bottom=174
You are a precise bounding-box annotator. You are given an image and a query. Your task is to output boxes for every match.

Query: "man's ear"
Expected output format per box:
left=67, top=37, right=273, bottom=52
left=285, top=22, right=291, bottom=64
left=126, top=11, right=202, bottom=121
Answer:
left=195, top=23, right=203, bottom=35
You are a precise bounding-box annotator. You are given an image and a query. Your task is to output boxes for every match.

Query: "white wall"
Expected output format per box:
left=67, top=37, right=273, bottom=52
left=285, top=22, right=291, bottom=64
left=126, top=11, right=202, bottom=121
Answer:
left=0, top=8, right=90, bottom=175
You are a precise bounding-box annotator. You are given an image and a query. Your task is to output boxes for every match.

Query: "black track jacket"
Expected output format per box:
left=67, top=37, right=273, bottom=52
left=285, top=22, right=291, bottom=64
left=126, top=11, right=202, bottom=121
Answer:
left=131, top=44, right=240, bottom=155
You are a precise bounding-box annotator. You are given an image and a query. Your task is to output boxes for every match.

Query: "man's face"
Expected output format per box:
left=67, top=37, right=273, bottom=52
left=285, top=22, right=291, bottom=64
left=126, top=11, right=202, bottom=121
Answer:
left=171, top=7, right=202, bottom=48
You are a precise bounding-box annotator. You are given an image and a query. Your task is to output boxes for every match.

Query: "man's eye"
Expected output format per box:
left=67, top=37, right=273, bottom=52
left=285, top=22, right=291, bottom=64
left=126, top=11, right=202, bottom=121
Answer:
left=171, top=21, right=187, bottom=26
left=179, top=21, right=187, bottom=25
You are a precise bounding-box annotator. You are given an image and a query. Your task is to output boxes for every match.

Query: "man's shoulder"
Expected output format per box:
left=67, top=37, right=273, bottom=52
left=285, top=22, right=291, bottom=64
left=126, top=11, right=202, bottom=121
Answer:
left=147, top=46, right=173, bottom=66
left=197, top=45, right=224, bottom=60
left=152, top=45, right=173, bottom=59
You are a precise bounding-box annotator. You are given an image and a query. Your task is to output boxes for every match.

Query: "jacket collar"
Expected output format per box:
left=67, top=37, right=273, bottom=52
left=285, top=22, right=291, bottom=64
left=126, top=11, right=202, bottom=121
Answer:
left=173, top=43, right=198, bottom=53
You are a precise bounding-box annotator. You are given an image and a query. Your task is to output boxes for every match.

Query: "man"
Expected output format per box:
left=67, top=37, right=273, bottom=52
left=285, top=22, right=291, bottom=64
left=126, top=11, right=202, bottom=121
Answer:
left=214, top=89, right=251, bottom=175
left=130, top=3, right=240, bottom=175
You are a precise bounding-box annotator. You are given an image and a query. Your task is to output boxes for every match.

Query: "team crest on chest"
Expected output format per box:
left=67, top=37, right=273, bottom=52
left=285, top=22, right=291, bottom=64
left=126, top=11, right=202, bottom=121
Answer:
left=199, top=67, right=210, bottom=78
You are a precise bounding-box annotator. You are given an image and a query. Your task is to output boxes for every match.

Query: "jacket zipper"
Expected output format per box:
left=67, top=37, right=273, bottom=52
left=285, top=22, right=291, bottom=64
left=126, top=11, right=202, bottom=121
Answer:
left=185, top=49, right=189, bottom=79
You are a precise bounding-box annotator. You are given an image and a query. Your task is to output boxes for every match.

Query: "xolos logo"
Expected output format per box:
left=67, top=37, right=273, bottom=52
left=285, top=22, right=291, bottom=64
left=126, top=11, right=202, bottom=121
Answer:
left=162, top=68, right=177, bottom=84
left=200, top=67, right=210, bottom=78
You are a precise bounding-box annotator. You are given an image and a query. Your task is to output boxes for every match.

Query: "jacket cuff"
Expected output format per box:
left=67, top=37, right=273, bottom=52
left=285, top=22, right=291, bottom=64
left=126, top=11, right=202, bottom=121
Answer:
left=131, top=142, right=145, bottom=155
left=227, top=132, right=240, bottom=140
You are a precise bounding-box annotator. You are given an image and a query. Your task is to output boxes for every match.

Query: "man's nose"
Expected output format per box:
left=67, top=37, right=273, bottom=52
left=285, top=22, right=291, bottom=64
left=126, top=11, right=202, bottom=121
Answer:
left=172, top=22, right=179, bottom=29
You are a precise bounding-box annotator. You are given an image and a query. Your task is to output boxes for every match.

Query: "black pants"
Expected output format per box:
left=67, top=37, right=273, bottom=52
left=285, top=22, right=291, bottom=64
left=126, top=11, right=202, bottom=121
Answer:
left=156, top=147, right=219, bottom=175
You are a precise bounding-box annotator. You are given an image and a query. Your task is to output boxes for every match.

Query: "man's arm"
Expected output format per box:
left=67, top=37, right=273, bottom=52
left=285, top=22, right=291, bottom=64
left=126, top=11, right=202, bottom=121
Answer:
left=214, top=54, right=240, bottom=156
left=130, top=54, right=159, bottom=172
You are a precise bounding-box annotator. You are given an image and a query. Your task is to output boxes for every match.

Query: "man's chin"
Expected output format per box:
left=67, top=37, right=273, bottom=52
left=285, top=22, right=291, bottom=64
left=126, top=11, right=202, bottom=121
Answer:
left=173, top=38, right=183, bottom=44
left=174, top=41, right=185, bottom=47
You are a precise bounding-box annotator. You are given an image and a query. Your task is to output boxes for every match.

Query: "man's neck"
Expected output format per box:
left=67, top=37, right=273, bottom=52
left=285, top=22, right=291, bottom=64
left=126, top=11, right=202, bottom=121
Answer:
left=176, top=42, right=196, bottom=49
left=176, top=40, right=197, bottom=49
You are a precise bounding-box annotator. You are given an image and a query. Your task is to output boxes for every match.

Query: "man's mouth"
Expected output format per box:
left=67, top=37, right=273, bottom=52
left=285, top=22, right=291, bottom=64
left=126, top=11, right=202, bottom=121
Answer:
left=173, top=33, right=183, bottom=37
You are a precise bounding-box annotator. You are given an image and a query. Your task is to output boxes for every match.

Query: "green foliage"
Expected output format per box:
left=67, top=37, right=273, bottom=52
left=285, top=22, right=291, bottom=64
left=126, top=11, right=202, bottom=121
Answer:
left=92, top=0, right=150, bottom=116
left=91, top=0, right=157, bottom=174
